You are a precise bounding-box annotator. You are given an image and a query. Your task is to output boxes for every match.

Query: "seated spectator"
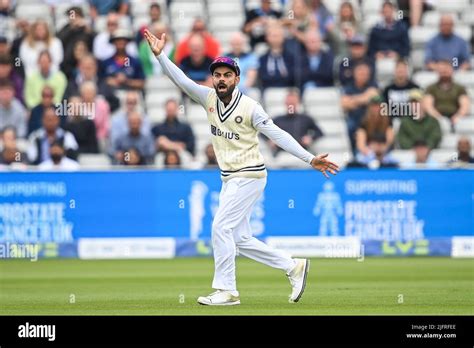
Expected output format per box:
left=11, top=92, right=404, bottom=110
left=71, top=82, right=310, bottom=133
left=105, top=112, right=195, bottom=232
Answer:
left=404, top=139, right=439, bottom=168
left=29, top=85, right=66, bottom=136
left=449, top=137, right=474, bottom=165
left=24, top=50, right=67, bottom=109
left=355, top=133, right=398, bottom=168
left=258, top=23, right=295, bottom=90
left=79, top=81, right=110, bottom=143
left=425, top=14, right=470, bottom=71
left=225, top=32, right=258, bottom=94
left=398, top=89, right=442, bottom=149
left=382, top=59, right=419, bottom=113
left=338, top=35, right=376, bottom=87
left=57, top=6, right=95, bottom=74
left=355, top=95, right=394, bottom=158
left=93, top=13, right=138, bottom=60
left=204, top=143, right=218, bottom=168
left=64, top=54, right=120, bottom=113
left=308, top=0, right=335, bottom=39
left=61, top=39, right=91, bottom=80
left=100, top=29, right=145, bottom=91
left=0, top=126, right=27, bottom=166
left=38, top=140, right=80, bottom=170
left=111, top=111, right=154, bottom=165
left=63, top=96, right=99, bottom=154
left=179, top=34, right=214, bottom=86
left=295, top=30, right=334, bottom=91
left=0, top=79, right=27, bottom=138
left=175, top=18, right=220, bottom=65
left=138, top=22, right=175, bottom=77
left=152, top=99, right=195, bottom=156
left=269, top=89, right=323, bottom=155
left=423, top=60, right=470, bottom=127
left=136, top=2, right=168, bottom=43
left=281, top=0, right=318, bottom=47
left=27, top=107, right=79, bottom=165
left=19, top=20, right=63, bottom=76
left=0, top=54, right=23, bottom=104
left=341, top=62, right=379, bottom=152
left=90, top=0, right=129, bottom=18
left=164, top=150, right=181, bottom=168
left=121, top=147, right=146, bottom=166
left=243, top=0, right=282, bottom=49
left=9, top=20, right=29, bottom=76
left=327, top=1, right=361, bottom=57
left=110, top=90, right=151, bottom=147
left=367, top=1, right=409, bottom=60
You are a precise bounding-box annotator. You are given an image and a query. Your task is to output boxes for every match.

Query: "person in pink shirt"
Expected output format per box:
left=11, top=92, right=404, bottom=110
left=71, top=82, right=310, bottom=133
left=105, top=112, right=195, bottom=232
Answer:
left=79, top=81, right=110, bottom=144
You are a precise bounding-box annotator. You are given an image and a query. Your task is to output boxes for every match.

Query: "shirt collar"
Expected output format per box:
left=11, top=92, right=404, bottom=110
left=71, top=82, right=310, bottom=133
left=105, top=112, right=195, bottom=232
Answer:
left=217, top=86, right=240, bottom=110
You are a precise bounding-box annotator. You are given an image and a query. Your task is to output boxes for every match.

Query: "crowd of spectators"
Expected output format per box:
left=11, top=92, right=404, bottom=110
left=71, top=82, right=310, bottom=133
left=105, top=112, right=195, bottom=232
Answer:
left=0, top=0, right=473, bottom=171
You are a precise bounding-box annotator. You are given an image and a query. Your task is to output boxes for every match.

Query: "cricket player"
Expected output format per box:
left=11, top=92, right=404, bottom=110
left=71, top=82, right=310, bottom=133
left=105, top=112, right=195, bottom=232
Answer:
left=144, top=30, right=339, bottom=306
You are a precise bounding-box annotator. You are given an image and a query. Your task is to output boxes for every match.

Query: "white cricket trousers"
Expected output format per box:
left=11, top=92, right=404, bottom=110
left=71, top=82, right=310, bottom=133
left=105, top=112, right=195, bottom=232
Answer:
left=212, top=177, right=296, bottom=291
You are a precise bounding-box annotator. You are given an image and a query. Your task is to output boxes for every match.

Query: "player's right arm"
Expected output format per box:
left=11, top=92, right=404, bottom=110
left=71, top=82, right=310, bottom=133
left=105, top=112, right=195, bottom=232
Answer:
left=144, top=29, right=211, bottom=106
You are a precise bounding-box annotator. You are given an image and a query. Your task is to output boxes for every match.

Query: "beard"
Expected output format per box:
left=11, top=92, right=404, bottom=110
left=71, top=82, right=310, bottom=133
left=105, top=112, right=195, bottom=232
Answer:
left=215, top=82, right=236, bottom=99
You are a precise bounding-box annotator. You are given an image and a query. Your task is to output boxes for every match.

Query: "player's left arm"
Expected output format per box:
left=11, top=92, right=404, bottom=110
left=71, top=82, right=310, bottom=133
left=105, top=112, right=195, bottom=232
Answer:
left=252, top=104, right=339, bottom=178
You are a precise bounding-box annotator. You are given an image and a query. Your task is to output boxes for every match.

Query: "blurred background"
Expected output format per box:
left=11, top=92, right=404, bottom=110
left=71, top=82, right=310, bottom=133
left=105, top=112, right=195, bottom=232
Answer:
left=0, top=0, right=472, bottom=260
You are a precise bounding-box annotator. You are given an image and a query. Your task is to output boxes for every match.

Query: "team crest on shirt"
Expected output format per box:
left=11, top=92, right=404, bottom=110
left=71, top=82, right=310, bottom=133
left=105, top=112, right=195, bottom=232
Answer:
left=235, top=116, right=243, bottom=124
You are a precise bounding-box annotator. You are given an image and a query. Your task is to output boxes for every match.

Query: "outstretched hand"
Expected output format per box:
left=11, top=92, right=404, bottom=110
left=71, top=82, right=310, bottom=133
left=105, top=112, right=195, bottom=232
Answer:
left=144, top=29, right=166, bottom=56
left=310, top=153, right=339, bottom=179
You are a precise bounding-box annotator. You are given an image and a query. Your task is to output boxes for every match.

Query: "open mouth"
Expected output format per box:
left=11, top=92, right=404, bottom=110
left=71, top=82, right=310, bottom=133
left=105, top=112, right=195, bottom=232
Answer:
left=218, top=84, right=227, bottom=92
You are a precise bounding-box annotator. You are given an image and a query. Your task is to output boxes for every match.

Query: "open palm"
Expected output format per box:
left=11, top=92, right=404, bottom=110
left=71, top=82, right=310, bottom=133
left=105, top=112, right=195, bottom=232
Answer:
left=311, top=154, right=339, bottom=179
left=144, top=29, right=166, bottom=56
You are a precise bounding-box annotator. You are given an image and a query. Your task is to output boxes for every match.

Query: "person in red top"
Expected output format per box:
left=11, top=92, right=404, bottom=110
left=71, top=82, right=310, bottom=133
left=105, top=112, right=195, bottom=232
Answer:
left=174, top=18, right=221, bottom=65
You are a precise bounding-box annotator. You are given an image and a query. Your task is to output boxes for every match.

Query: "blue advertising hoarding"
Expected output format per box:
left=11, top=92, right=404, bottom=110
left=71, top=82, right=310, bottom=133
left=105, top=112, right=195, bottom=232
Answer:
left=0, top=169, right=472, bottom=245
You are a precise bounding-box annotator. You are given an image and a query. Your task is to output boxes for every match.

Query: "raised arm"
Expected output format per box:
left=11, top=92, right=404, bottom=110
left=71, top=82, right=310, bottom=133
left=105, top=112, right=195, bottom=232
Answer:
left=252, top=104, right=339, bottom=178
left=144, top=30, right=211, bottom=106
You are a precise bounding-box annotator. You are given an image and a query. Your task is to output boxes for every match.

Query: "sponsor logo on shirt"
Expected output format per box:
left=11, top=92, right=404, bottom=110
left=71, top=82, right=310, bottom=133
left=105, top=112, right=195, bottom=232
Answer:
left=210, top=125, right=240, bottom=140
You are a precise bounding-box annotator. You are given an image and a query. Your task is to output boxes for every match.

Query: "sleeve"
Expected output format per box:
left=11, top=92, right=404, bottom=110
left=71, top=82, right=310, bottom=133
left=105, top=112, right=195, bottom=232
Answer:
left=252, top=104, right=315, bottom=164
left=155, top=51, right=211, bottom=107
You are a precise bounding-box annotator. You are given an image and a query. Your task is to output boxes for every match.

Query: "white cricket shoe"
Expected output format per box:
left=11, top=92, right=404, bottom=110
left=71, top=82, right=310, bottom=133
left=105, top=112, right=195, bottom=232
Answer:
left=197, top=290, right=241, bottom=306
left=287, top=258, right=310, bottom=303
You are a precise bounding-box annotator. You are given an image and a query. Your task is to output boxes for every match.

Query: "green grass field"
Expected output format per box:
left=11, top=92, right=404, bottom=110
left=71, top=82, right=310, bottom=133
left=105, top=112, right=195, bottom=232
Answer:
left=1, top=257, right=473, bottom=315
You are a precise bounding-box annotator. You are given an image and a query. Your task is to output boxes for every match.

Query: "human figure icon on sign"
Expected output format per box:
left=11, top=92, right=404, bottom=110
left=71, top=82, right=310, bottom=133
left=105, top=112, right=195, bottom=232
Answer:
left=313, top=181, right=343, bottom=236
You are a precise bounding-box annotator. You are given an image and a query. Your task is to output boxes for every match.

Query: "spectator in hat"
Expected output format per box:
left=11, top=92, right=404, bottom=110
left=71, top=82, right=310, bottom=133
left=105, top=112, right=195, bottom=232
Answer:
left=258, top=23, right=295, bottom=90
left=100, top=29, right=145, bottom=91
left=337, top=34, right=376, bottom=87
left=355, top=94, right=394, bottom=158
left=90, top=0, right=129, bottom=18
left=179, top=34, right=214, bottom=86
left=175, top=18, right=220, bottom=65
left=38, top=139, right=80, bottom=170
left=27, top=106, right=79, bottom=165
left=367, top=0, right=410, bottom=60
left=24, top=50, right=67, bottom=109
left=152, top=98, right=195, bottom=156
left=341, top=62, right=379, bottom=153
left=93, top=12, right=138, bottom=60
left=425, top=14, right=470, bottom=71
left=0, top=79, right=27, bottom=138
left=398, top=89, right=442, bottom=150
left=403, top=139, right=439, bottom=168
left=382, top=59, right=419, bottom=115
left=19, top=20, right=63, bottom=76
left=243, top=0, right=282, bottom=49
left=269, top=89, right=323, bottom=155
left=295, top=30, right=335, bottom=91
left=57, top=6, right=95, bottom=68
left=0, top=53, right=23, bottom=104
left=423, top=60, right=470, bottom=127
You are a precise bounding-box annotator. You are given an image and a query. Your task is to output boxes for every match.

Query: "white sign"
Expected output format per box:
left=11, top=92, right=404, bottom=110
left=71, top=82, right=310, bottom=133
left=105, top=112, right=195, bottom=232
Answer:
left=451, top=237, right=474, bottom=258
left=78, top=238, right=176, bottom=259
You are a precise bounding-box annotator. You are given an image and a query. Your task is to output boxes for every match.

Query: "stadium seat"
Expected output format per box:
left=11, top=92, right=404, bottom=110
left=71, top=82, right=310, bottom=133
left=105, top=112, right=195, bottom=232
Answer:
left=207, top=1, right=243, bottom=15
left=246, top=88, right=261, bottom=102
left=440, top=133, right=461, bottom=149
left=318, top=119, right=347, bottom=136
left=145, top=90, right=182, bottom=108
left=78, top=154, right=112, bottom=168
left=184, top=103, right=207, bottom=123
left=454, top=117, right=474, bottom=134
left=270, top=152, right=309, bottom=169
left=209, top=15, right=244, bottom=32
left=376, top=57, right=397, bottom=88
left=421, top=11, right=443, bottom=27
left=362, top=0, right=383, bottom=14
left=435, top=0, right=470, bottom=13
left=390, top=149, right=414, bottom=164
left=363, top=14, right=382, bottom=33
left=15, top=3, right=50, bottom=21
left=306, top=104, right=344, bottom=121
left=409, top=27, right=437, bottom=49
left=410, top=49, right=425, bottom=71
left=412, top=71, right=438, bottom=88
left=263, top=87, right=291, bottom=108
left=314, top=136, right=350, bottom=152
left=430, top=149, right=456, bottom=163
left=303, top=87, right=341, bottom=107
left=146, top=75, right=178, bottom=91
left=453, top=71, right=474, bottom=88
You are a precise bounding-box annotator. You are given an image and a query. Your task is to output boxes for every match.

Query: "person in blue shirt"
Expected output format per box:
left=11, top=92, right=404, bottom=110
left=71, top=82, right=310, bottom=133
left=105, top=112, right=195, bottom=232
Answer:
left=179, top=34, right=214, bottom=86
left=89, top=0, right=129, bottom=17
left=100, top=29, right=145, bottom=92
left=368, top=0, right=410, bottom=59
left=425, top=14, right=471, bottom=71
left=225, top=32, right=258, bottom=94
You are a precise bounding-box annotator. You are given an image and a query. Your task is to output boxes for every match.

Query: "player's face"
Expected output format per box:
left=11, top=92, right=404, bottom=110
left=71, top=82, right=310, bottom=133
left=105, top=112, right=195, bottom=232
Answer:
left=212, top=67, right=240, bottom=99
